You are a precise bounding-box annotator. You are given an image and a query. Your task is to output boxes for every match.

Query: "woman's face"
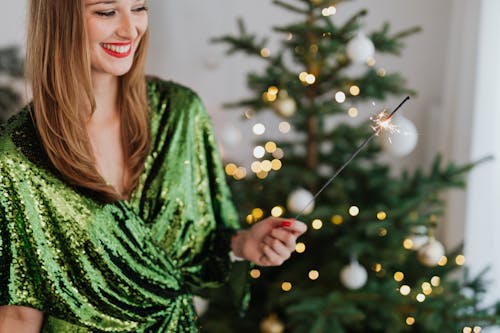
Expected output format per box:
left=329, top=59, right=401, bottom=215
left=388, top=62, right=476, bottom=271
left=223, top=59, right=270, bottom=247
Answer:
left=84, top=0, right=148, bottom=79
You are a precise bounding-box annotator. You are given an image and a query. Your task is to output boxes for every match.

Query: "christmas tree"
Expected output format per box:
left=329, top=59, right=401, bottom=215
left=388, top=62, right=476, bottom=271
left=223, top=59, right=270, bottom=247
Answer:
left=200, top=1, right=500, bottom=332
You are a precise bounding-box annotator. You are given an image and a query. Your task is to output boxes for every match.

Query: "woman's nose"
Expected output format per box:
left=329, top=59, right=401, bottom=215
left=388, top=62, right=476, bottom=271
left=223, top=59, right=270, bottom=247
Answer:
left=116, top=13, right=138, bottom=40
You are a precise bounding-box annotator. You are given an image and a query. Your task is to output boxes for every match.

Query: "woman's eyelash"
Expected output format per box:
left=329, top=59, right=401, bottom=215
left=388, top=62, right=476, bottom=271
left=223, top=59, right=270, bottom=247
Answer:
left=96, top=10, right=115, bottom=17
left=133, top=6, right=148, bottom=12
left=95, top=6, right=147, bottom=17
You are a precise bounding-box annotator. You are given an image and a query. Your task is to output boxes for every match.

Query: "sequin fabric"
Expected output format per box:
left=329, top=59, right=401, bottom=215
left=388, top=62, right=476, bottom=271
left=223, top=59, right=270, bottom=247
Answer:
left=0, top=78, right=239, bottom=332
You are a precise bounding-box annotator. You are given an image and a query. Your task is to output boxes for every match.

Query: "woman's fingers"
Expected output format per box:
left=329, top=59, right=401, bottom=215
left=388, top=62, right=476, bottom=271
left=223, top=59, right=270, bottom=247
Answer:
left=263, top=235, right=291, bottom=259
left=260, top=243, right=286, bottom=266
left=270, top=228, right=296, bottom=251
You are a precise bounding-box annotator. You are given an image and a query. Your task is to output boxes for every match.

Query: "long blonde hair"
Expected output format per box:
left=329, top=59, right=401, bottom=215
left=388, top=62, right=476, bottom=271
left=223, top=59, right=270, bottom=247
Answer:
left=26, top=0, right=151, bottom=202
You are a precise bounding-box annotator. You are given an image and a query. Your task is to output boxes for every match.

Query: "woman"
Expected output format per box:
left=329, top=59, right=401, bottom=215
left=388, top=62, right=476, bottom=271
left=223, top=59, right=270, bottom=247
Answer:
left=0, top=0, right=306, bottom=332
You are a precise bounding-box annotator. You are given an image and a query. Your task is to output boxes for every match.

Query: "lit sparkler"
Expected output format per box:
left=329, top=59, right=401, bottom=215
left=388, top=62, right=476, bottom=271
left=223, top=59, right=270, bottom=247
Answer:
left=294, top=96, right=410, bottom=221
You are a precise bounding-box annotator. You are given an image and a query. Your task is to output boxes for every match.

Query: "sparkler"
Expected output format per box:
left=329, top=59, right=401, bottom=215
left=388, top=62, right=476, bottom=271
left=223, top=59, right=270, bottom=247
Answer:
left=294, top=96, right=410, bottom=221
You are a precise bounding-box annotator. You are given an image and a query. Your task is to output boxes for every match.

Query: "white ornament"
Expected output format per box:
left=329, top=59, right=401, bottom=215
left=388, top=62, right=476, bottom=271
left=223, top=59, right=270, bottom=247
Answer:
left=193, top=296, right=209, bottom=316
left=287, top=188, right=314, bottom=215
left=408, top=225, right=429, bottom=251
left=417, top=238, right=445, bottom=267
left=346, top=33, right=375, bottom=64
left=409, top=234, right=429, bottom=251
left=273, top=92, right=297, bottom=118
left=379, top=115, right=418, bottom=156
left=340, top=260, right=368, bottom=290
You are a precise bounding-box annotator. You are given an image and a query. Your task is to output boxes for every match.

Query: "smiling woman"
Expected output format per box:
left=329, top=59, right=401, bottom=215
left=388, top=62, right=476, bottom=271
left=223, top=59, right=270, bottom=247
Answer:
left=0, top=0, right=307, bottom=332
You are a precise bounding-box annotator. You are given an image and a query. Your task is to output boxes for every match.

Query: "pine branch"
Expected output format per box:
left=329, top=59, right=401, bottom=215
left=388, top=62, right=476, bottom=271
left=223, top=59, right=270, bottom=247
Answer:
left=272, top=0, right=309, bottom=14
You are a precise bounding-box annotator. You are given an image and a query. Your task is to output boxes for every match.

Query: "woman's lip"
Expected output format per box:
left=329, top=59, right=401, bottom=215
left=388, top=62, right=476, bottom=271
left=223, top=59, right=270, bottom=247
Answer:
left=100, top=42, right=132, bottom=58
left=103, top=41, right=132, bottom=46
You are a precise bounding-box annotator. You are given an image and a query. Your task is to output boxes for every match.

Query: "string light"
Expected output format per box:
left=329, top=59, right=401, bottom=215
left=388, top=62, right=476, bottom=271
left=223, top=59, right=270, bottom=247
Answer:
left=399, top=285, right=411, bottom=296
left=463, top=327, right=472, bottom=333
left=334, top=91, right=346, bottom=103
left=253, top=123, right=266, bottom=135
left=348, top=107, right=358, bottom=118
left=349, top=206, right=360, bottom=216
left=251, top=161, right=262, bottom=173
left=234, top=167, right=247, bottom=180
left=252, top=208, right=264, bottom=220
left=253, top=146, right=266, bottom=158
left=281, top=282, right=292, bottom=292
left=367, top=57, right=376, bottom=66
left=295, top=242, right=306, bottom=253
left=422, top=282, right=432, bottom=295
left=403, top=238, right=413, bottom=250
left=271, top=159, right=282, bottom=170
left=379, top=228, right=388, bottom=237
left=312, top=219, right=323, bottom=230
left=331, top=215, right=343, bottom=225
left=225, top=163, right=238, bottom=176
left=406, top=317, right=415, bottom=326
left=431, top=276, right=441, bottom=287
left=265, top=141, right=277, bottom=153
left=416, top=293, right=425, bottom=302
left=308, top=270, right=319, bottom=280
left=321, top=6, right=336, bottom=16
left=373, top=263, right=382, bottom=272
left=271, top=206, right=285, bottom=217
left=455, top=254, right=466, bottom=266
left=250, top=269, right=261, bottom=279
left=272, top=147, right=285, bottom=159
left=376, top=211, right=387, bottom=220
left=246, top=214, right=254, bottom=224
left=474, top=326, right=482, bottom=332
left=377, top=68, right=386, bottom=77
left=305, top=74, right=316, bottom=85
left=299, top=72, right=316, bottom=85
left=438, top=256, right=448, bottom=266
left=261, top=160, right=272, bottom=172
left=349, top=85, right=360, bottom=96
left=260, top=48, right=271, bottom=58
left=256, top=171, right=268, bottom=179
left=394, top=272, right=404, bottom=282
left=278, top=122, right=291, bottom=134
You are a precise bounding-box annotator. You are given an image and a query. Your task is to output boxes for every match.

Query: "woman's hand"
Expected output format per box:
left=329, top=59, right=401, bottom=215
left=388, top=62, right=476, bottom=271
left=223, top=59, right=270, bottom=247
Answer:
left=0, top=305, right=43, bottom=333
left=231, top=217, right=307, bottom=266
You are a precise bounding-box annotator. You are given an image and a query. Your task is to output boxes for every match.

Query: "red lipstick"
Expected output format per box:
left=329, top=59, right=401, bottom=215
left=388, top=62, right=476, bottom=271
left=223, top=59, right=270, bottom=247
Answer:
left=100, top=42, right=132, bottom=59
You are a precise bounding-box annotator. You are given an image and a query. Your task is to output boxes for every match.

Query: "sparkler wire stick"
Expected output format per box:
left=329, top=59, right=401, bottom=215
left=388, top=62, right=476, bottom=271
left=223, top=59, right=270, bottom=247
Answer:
left=294, top=96, right=410, bottom=221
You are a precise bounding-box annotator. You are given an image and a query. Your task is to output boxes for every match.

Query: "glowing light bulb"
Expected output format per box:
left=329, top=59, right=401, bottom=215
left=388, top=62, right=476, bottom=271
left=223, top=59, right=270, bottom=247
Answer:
left=253, top=123, right=266, bottom=135
left=349, top=206, right=360, bottom=216
left=308, top=270, right=319, bottom=280
left=281, top=282, right=292, bottom=291
left=295, top=242, right=306, bottom=253
left=335, top=91, right=346, bottom=103
left=250, top=269, right=261, bottom=279
left=400, top=285, right=411, bottom=296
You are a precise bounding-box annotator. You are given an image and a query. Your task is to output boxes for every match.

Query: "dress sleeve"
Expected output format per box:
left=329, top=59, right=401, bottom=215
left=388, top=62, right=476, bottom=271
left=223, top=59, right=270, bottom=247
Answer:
left=0, top=145, right=45, bottom=310
left=182, top=95, right=241, bottom=289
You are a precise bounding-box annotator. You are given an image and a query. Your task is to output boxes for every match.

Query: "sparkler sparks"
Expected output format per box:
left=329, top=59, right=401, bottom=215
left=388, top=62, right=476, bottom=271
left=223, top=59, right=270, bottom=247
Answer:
left=293, top=96, right=410, bottom=221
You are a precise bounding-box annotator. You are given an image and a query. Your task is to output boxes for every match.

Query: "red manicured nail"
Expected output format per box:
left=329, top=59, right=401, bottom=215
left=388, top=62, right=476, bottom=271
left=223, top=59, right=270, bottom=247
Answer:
left=281, top=221, right=292, bottom=227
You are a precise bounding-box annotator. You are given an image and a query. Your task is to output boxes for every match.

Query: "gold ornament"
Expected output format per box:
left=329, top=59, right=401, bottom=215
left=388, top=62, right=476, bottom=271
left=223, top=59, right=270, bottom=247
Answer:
left=260, top=313, right=285, bottom=333
left=272, top=90, right=297, bottom=118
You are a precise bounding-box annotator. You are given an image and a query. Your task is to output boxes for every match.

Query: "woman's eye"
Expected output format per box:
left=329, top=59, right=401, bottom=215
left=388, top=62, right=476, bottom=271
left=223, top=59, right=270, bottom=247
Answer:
left=96, top=10, right=115, bottom=17
left=132, top=6, right=148, bottom=13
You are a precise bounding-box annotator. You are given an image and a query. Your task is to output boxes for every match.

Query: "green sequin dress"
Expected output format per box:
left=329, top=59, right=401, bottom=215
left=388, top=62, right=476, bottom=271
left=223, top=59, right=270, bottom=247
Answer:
left=0, top=77, right=240, bottom=332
